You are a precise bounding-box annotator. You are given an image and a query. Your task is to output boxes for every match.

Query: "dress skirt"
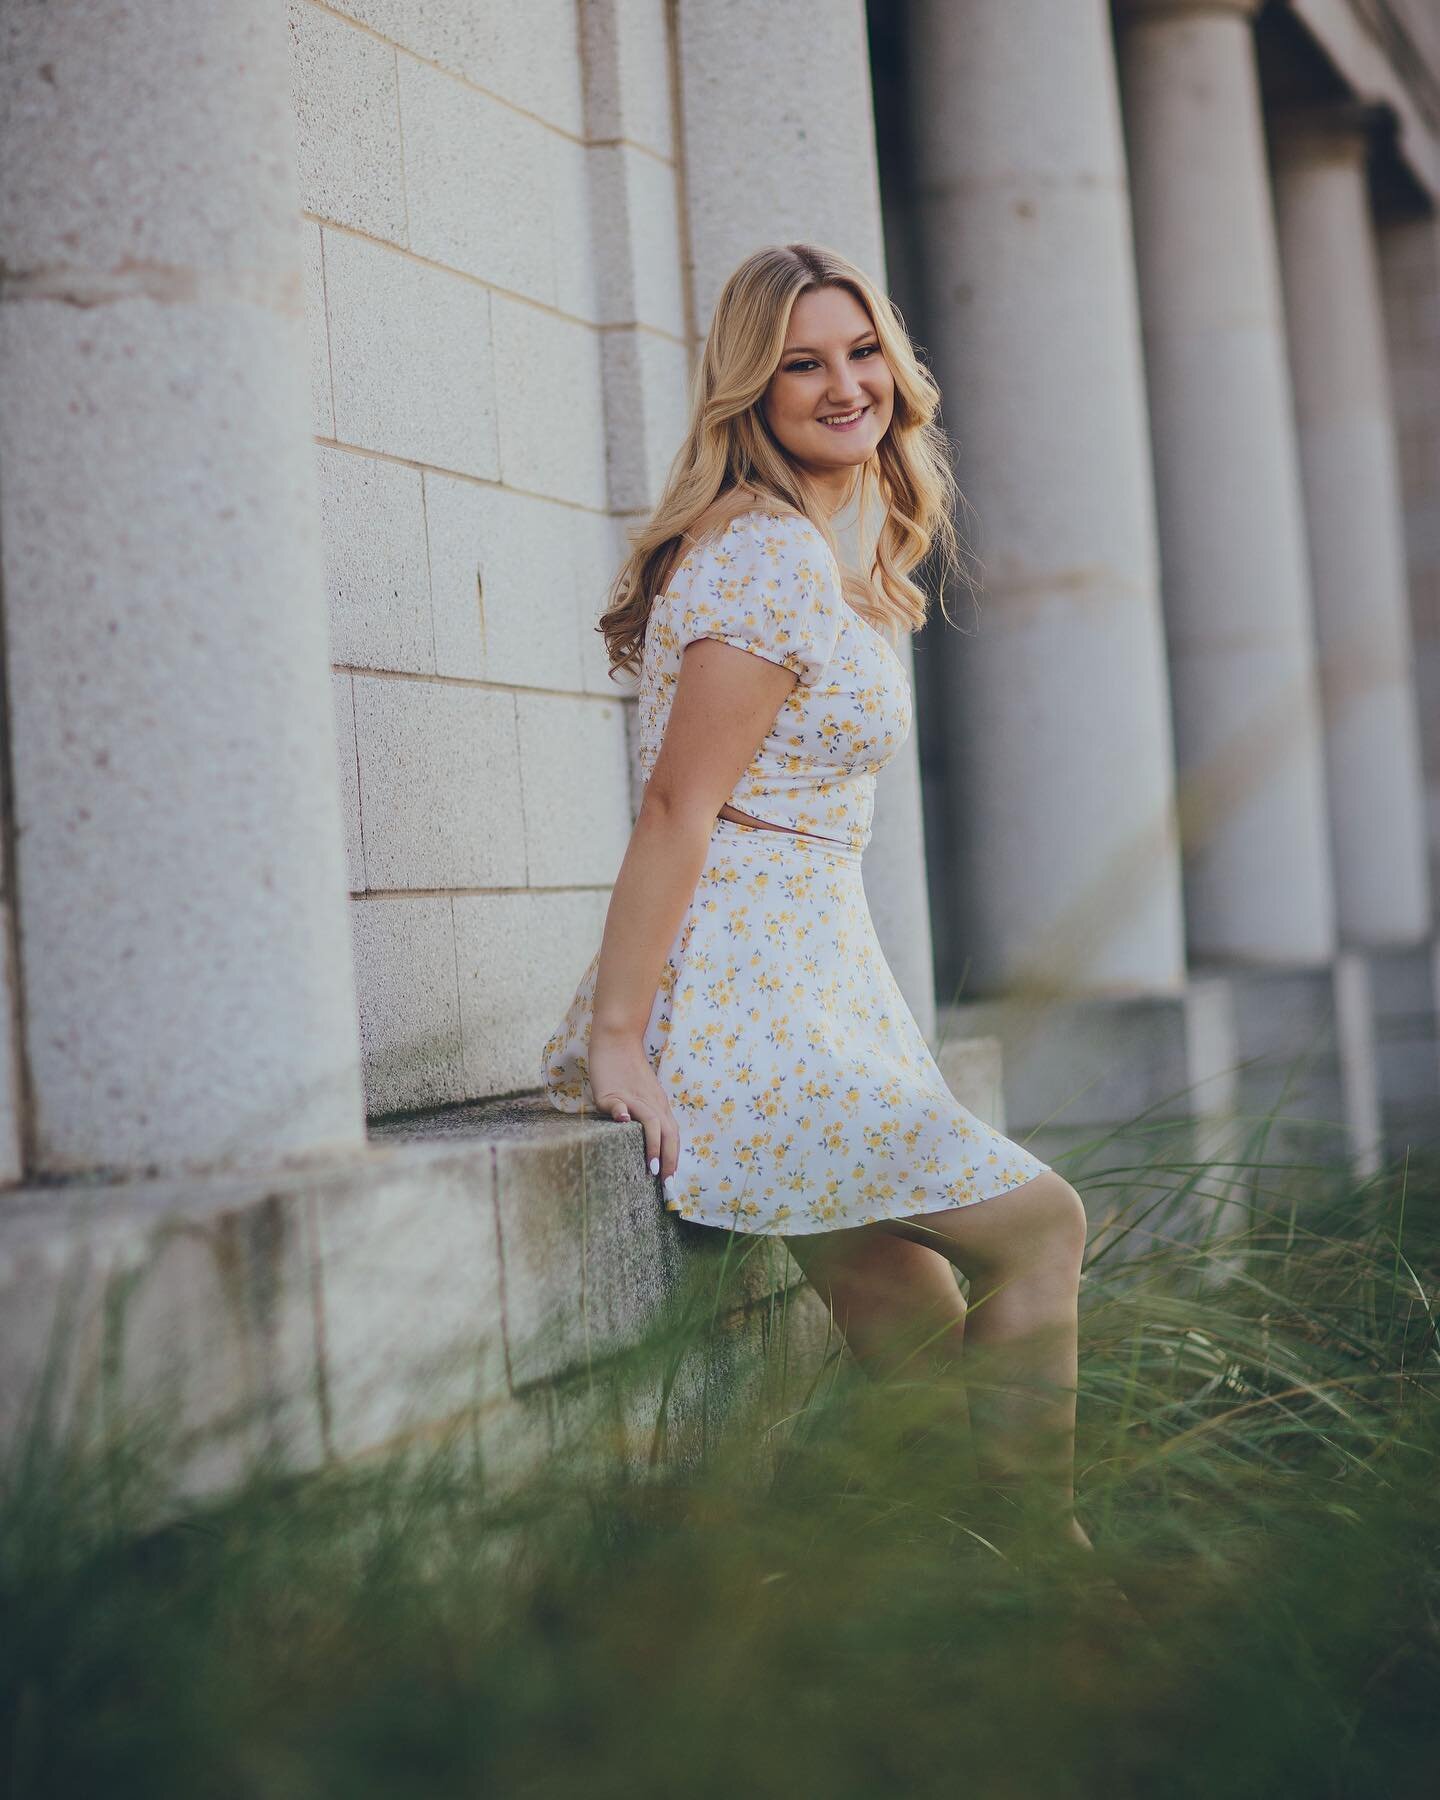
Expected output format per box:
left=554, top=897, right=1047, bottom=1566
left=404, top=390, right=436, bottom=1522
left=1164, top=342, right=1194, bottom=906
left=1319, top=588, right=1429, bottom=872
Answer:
left=539, top=816, right=1052, bottom=1236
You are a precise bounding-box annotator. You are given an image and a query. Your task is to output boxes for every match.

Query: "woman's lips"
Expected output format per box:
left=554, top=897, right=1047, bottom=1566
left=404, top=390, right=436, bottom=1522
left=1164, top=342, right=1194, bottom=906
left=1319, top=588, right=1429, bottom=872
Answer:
left=818, top=404, right=870, bottom=432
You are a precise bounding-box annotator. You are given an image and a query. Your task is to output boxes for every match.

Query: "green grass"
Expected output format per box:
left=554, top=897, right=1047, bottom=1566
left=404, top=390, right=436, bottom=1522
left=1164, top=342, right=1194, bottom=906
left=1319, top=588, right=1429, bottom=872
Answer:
left=3, top=1134, right=1438, bottom=1799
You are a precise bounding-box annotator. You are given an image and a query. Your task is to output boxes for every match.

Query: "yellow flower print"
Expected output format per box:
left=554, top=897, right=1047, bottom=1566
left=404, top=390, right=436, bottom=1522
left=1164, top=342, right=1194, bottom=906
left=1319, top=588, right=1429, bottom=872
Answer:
left=539, top=506, right=1050, bottom=1236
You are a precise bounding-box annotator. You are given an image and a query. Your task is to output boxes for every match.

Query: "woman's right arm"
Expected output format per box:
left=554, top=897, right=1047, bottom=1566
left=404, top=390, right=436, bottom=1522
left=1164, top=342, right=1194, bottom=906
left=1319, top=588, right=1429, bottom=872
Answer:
left=586, top=637, right=801, bottom=1194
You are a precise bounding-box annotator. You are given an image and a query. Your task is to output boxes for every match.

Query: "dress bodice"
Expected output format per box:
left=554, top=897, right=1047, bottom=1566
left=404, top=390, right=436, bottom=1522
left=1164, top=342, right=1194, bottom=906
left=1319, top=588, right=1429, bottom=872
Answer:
left=636, top=507, right=913, bottom=853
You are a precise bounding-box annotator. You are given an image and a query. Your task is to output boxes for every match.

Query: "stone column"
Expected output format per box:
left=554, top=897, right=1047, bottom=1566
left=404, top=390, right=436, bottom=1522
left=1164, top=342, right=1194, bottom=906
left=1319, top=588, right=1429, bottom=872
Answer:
left=906, top=0, right=1188, bottom=999
left=1116, top=0, right=1337, bottom=966
left=1271, top=102, right=1433, bottom=946
left=0, top=1, right=366, bottom=1179
left=676, top=0, right=939, bottom=1042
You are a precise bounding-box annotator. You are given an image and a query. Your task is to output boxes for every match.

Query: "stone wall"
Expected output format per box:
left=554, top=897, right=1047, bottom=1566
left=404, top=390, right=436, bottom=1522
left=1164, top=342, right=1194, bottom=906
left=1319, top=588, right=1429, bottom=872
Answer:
left=289, top=0, right=688, bottom=1116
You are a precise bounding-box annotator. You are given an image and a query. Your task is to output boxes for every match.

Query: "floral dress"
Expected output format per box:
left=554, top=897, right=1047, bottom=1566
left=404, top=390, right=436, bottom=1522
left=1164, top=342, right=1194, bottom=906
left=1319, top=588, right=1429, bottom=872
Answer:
left=538, top=505, right=1051, bottom=1235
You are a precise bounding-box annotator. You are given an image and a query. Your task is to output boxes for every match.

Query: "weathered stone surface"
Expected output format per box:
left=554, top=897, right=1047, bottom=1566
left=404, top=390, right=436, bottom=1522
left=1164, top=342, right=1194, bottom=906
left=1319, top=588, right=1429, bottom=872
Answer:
left=350, top=897, right=468, bottom=1113
left=287, top=0, right=406, bottom=242
left=326, top=228, right=501, bottom=479
left=351, top=677, right=526, bottom=891
left=318, top=449, right=432, bottom=674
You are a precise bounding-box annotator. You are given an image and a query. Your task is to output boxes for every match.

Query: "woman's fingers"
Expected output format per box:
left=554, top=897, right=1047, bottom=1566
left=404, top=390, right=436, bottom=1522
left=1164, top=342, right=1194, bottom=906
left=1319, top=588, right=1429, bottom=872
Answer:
left=595, top=1087, right=681, bottom=1190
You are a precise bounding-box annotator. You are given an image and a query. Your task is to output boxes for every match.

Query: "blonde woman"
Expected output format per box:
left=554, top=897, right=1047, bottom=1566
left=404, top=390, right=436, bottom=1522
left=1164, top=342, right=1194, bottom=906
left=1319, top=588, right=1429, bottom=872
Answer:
left=541, top=243, right=1093, bottom=1557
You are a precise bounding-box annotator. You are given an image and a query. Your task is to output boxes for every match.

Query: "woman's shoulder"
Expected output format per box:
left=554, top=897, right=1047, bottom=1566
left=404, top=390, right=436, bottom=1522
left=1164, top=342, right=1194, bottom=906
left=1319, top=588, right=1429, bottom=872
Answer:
left=686, top=489, right=823, bottom=553
left=653, top=492, right=833, bottom=610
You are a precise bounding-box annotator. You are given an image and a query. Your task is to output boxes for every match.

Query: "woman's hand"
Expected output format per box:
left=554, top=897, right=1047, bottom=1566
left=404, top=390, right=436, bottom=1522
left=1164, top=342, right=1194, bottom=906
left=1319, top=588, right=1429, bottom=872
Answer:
left=588, top=1024, right=681, bottom=1202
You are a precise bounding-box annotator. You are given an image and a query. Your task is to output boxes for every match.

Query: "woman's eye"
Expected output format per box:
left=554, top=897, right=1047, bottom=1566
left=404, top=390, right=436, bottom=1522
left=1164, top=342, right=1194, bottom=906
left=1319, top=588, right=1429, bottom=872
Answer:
left=785, top=346, right=880, bottom=373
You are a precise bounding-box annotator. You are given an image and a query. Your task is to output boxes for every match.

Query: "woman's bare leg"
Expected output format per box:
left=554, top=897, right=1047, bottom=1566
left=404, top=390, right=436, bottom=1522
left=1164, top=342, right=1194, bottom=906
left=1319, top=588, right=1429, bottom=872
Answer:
left=782, top=1226, right=968, bottom=1382
left=888, top=1171, right=1090, bottom=1547
left=786, top=1171, right=1091, bottom=1550
left=781, top=1225, right=973, bottom=1459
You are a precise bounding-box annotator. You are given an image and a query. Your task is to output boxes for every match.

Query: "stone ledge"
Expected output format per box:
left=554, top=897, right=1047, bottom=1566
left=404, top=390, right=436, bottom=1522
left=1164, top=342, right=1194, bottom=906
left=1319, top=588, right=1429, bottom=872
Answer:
left=0, top=1044, right=1022, bottom=1512
left=0, top=1092, right=812, bottom=1511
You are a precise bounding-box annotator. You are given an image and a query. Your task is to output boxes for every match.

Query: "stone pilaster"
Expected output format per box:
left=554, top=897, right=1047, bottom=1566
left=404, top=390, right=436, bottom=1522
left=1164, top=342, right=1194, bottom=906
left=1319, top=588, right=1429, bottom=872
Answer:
left=907, top=0, right=1188, bottom=1001
left=0, top=0, right=366, bottom=1178
left=1116, top=0, right=1338, bottom=966
left=1271, top=102, right=1432, bottom=947
left=676, top=0, right=939, bottom=1041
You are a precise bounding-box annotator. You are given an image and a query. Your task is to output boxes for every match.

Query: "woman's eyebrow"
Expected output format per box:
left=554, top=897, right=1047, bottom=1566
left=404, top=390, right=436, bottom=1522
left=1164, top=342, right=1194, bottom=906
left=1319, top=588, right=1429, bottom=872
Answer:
left=781, top=329, right=878, bottom=356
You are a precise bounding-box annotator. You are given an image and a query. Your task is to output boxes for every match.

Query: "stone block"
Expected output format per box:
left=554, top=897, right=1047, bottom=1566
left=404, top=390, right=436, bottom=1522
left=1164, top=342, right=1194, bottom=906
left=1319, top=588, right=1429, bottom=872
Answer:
left=325, top=0, right=584, bottom=134
left=0, top=1101, right=832, bottom=1512
left=326, top=229, right=499, bottom=478
left=310, top=1147, right=505, bottom=1461
left=575, top=508, right=634, bottom=696
left=1334, top=950, right=1384, bottom=1177
left=675, top=0, right=886, bottom=323
left=1366, top=941, right=1440, bottom=1157
left=550, top=134, right=602, bottom=324
left=588, top=143, right=686, bottom=334
left=331, top=672, right=365, bottom=893
left=491, top=293, right=608, bottom=506
left=352, top=675, right=526, bottom=889
left=350, top=895, right=467, bottom=1115
left=600, top=328, right=691, bottom=510
left=317, top=446, right=432, bottom=672
left=933, top=1032, right=1006, bottom=1130
left=669, top=1218, right=804, bottom=1320
left=425, top=474, right=585, bottom=690
left=301, top=220, right=334, bottom=436
left=1225, top=968, right=1346, bottom=1120
left=398, top=57, right=556, bottom=302
left=287, top=0, right=406, bottom=241
left=1211, top=967, right=1361, bottom=1181
left=0, top=1175, right=326, bottom=1507
left=1182, top=974, right=1241, bottom=1123
left=516, top=691, right=632, bottom=887
left=489, top=1104, right=685, bottom=1388
left=580, top=0, right=674, bottom=158
left=454, top=889, right=610, bottom=1096
left=942, top=993, right=1203, bottom=1131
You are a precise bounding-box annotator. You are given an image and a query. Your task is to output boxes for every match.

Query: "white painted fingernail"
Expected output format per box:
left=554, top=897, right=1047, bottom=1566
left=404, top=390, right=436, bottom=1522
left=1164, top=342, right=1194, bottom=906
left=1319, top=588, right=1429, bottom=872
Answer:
left=663, top=1175, right=678, bottom=1202
left=649, top=1156, right=660, bottom=1176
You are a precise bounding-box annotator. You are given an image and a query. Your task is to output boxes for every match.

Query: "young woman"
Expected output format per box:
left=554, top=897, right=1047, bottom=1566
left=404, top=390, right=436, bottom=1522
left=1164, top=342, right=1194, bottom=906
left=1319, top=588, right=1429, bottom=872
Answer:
left=541, top=242, right=1093, bottom=1556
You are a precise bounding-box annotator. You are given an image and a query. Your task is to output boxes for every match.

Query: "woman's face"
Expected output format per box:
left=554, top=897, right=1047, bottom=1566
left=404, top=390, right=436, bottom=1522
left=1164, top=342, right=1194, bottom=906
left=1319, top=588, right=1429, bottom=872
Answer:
left=761, top=285, right=895, bottom=483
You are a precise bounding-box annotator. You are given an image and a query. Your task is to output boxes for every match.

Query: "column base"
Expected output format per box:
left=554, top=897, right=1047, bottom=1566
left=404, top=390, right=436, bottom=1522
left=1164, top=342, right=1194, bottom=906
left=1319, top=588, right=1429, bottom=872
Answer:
left=938, top=982, right=1242, bottom=1260
left=1358, top=937, right=1440, bottom=1167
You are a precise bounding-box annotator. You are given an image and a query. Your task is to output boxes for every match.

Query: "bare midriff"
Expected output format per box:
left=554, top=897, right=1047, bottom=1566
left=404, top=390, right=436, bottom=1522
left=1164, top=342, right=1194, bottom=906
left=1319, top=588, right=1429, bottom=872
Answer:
left=716, top=801, right=847, bottom=846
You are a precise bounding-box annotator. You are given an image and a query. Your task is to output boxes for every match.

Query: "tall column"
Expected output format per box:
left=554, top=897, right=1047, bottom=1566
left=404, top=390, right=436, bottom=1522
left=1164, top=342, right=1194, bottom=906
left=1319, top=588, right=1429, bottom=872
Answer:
left=676, top=0, right=939, bottom=1041
left=1271, top=103, right=1432, bottom=946
left=1116, top=0, right=1337, bottom=966
left=0, top=1, right=366, bottom=1178
left=907, top=0, right=1187, bottom=997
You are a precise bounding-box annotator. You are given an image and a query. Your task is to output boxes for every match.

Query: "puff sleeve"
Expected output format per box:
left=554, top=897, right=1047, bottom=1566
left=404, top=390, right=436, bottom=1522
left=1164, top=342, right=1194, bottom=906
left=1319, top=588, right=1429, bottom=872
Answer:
left=676, top=509, right=843, bottom=688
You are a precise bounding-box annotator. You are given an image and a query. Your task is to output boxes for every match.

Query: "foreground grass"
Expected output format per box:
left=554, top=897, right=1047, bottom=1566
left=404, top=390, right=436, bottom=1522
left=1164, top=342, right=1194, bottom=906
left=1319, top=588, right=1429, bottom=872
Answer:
left=3, top=1138, right=1439, bottom=1799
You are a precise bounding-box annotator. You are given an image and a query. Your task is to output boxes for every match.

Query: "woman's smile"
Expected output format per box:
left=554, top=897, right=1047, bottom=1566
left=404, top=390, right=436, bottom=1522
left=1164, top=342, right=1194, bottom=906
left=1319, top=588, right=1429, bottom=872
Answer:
left=817, top=404, right=870, bottom=432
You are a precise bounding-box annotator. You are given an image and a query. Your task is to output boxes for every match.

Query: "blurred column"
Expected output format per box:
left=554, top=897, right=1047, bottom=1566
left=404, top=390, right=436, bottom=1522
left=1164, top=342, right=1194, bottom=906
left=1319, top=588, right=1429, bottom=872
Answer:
left=0, top=0, right=366, bottom=1179
left=906, top=0, right=1187, bottom=1000
left=676, top=0, right=939, bottom=1042
left=1116, top=0, right=1337, bottom=966
left=1271, top=102, right=1432, bottom=946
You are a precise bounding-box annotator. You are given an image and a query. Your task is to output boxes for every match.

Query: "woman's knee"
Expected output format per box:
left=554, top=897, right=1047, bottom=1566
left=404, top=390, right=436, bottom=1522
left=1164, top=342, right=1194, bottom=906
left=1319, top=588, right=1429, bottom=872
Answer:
left=1035, top=1172, right=1088, bottom=1258
left=970, top=1170, right=1088, bottom=1277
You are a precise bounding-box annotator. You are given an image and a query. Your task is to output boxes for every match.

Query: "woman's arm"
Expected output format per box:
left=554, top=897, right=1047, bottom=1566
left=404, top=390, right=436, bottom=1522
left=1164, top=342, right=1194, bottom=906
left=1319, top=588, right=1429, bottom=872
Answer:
left=586, top=637, right=800, bottom=1191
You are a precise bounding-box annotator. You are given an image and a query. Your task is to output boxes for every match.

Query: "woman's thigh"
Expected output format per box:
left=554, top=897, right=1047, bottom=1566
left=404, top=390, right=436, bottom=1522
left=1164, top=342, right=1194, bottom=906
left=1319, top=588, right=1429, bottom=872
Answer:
left=886, top=1170, right=1088, bottom=1281
left=782, top=1224, right=968, bottom=1376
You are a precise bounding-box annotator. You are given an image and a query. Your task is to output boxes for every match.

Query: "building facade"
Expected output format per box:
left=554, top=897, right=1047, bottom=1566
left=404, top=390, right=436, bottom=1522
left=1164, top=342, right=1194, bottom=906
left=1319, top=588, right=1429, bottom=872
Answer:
left=1, top=0, right=1437, bottom=1483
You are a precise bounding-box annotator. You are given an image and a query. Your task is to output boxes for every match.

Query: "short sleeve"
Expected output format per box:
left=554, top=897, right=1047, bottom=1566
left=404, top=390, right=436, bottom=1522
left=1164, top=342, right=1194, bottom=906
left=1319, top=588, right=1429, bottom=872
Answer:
left=676, top=509, right=843, bottom=688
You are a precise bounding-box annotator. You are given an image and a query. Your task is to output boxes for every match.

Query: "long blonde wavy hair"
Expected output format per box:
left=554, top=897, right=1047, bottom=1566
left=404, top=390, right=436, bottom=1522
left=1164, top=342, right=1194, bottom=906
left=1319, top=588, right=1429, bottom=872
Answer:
left=597, top=241, right=973, bottom=680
